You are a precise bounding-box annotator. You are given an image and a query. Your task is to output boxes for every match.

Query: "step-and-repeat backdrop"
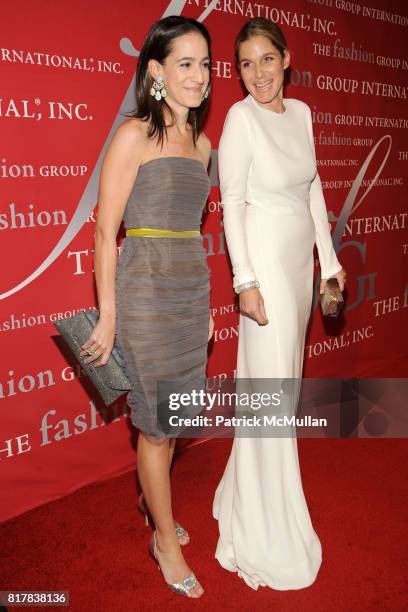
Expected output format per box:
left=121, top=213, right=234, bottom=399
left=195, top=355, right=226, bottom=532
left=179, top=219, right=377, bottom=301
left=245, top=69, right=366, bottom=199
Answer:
left=1, top=0, right=407, bottom=522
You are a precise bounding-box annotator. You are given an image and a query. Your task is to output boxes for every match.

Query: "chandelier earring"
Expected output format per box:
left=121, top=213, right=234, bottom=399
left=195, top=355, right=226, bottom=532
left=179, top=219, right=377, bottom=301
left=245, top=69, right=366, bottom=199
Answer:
left=150, top=75, right=167, bottom=101
left=202, top=85, right=210, bottom=101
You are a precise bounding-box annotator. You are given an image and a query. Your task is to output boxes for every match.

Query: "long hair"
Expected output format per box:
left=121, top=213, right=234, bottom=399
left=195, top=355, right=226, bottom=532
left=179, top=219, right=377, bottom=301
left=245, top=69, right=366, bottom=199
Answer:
left=131, top=16, right=211, bottom=148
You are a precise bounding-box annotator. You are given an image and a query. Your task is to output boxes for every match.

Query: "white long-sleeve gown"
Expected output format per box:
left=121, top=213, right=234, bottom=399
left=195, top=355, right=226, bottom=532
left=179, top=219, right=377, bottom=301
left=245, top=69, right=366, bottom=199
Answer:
left=212, top=95, right=342, bottom=590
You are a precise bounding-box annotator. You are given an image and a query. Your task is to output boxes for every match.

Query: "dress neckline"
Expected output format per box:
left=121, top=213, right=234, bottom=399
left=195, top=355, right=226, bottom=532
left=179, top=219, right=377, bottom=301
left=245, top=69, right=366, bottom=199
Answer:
left=248, top=94, right=288, bottom=116
left=139, top=156, right=207, bottom=172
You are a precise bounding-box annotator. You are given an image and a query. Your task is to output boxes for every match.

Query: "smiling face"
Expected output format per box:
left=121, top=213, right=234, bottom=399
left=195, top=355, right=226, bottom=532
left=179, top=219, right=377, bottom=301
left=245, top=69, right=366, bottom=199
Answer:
left=238, top=35, right=290, bottom=111
left=149, top=32, right=210, bottom=113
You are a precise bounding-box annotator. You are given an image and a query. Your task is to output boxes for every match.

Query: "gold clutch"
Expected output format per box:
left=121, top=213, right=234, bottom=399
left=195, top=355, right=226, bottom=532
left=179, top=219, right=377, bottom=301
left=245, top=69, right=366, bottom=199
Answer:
left=320, top=277, right=344, bottom=317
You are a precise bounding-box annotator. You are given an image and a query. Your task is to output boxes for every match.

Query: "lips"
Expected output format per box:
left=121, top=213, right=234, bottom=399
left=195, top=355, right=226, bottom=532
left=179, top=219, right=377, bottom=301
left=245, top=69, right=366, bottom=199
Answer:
left=255, top=80, right=273, bottom=90
left=185, top=87, right=202, bottom=94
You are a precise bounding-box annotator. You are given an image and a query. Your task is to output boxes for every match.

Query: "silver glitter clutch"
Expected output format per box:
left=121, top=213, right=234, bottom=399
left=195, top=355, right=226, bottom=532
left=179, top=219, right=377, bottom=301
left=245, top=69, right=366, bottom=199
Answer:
left=53, top=309, right=132, bottom=406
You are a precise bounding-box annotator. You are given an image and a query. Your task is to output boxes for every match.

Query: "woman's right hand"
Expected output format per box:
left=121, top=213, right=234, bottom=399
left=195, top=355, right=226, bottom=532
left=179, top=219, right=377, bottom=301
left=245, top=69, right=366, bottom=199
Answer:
left=239, top=288, right=268, bottom=325
left=79, top=316, right=116, bottom=367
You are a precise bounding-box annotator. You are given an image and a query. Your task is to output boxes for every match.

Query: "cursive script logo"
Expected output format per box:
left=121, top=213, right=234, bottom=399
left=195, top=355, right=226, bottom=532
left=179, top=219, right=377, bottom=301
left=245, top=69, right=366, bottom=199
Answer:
left=310, top=135, right=392, bottom=312
left=0, top=0, right=219, bottom=301
left=320, top=135, right=392, bottom=311
left=332, top=135, right=392, bottom=256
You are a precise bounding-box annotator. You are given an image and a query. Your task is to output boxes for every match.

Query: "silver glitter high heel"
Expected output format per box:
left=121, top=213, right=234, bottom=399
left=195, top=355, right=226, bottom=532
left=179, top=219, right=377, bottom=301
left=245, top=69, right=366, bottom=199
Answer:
left=137, top=493, right=189, bottom=544
left=149, top=532, right=203, bottom=598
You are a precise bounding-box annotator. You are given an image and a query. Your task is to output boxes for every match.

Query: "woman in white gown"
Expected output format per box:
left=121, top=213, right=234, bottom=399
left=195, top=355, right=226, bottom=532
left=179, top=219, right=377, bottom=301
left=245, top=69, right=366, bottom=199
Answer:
left=213, top=18, right=346, bottom=590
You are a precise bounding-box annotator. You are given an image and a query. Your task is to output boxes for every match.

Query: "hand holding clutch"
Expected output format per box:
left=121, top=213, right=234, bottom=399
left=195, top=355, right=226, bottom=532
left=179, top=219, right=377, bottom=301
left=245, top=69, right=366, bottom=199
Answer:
left=53, top=309, right=131, bottom=406
left=320, top=277, right=344, bottom=317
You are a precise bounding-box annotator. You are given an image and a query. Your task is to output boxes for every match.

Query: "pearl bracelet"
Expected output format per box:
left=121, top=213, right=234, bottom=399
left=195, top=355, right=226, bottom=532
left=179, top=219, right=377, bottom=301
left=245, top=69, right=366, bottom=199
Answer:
left=235, top=280, right=260, bottom=294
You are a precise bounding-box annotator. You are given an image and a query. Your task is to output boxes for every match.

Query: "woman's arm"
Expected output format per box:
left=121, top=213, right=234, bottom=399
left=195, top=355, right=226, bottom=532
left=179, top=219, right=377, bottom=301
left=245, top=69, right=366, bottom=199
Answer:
left=309, top=171, right=343, bottom=280
left=197, top=130, right=215, bottom=340
left=305, top=106, right=344, bottom=282
left=80, top=119, right=146, bottom=366
left=218, top=104, right=268, bottom=325
left=218, top=104, right=257, bottom=291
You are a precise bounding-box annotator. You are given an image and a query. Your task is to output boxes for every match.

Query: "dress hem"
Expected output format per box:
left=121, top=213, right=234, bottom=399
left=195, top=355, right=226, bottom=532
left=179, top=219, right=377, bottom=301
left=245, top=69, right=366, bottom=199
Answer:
left=214, top=545, right=322, bottom=591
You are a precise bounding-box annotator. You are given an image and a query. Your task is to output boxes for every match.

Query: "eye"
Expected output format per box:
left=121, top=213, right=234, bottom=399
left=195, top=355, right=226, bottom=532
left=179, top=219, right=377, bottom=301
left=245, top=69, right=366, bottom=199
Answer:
left=202, top=61, right=210, bottom=69
left=241, top=61, right=251, bottom=68
left=180, top=62, right=191, bottom=68
left=264, top=55, right=274, bottom=62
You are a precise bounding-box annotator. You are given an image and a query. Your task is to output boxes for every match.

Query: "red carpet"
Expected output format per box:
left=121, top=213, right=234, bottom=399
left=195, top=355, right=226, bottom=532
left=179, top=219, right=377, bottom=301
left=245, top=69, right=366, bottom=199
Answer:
left=1, top=436, right=407, bottom=611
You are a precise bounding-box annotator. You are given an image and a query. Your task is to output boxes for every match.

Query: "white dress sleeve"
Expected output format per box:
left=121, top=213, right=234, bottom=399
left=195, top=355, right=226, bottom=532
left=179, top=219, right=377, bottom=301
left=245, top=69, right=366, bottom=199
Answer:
left=218, top=104, right=257, bottom=290
left=305, top=106, right=343, bottom=279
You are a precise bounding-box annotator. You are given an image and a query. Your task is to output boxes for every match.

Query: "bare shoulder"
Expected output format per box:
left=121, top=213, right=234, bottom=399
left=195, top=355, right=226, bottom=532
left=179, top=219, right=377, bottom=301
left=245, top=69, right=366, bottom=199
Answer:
left=100, top=117, right=149, bottom=185
left=100, top=117, right=149, bottom=176
left=197, top=130, right=212, bottom=167
left=111, top=117, right=149, bottom=157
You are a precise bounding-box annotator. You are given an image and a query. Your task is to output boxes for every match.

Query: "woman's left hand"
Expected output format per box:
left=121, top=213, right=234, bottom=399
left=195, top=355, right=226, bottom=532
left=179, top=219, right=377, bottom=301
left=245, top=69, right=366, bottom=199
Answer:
left=208, top=314, right=215, bottom=341
left=320, top=267, right=347, bottom=294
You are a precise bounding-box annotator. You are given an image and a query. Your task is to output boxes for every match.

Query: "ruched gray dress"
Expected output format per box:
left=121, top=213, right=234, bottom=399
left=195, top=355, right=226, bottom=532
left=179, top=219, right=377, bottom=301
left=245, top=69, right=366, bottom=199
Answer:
left=115, top=157, right=210, bottom=438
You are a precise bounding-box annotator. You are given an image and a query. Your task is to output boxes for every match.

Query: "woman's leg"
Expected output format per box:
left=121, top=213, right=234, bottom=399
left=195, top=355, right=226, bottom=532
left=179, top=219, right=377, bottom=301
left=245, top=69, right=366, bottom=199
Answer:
left=137, top=432, right=203, bottom=597
left=139, top=436, right=188, bottom=542
left=168, top=438, right=176, bottom=470
left=167, top=438, right=189, bottom=543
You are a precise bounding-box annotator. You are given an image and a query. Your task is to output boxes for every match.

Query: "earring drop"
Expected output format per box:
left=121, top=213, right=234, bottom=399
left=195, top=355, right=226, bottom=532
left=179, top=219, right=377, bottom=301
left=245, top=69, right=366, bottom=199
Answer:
left=202, top=87, right=210, bottom=101
left=150, top=75, right=167, bottom=101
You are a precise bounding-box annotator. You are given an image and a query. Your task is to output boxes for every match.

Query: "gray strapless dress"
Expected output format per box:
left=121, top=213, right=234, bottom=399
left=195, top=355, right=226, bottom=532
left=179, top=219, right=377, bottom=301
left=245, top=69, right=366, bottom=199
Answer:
left=115, top=157, right=210, bottom=438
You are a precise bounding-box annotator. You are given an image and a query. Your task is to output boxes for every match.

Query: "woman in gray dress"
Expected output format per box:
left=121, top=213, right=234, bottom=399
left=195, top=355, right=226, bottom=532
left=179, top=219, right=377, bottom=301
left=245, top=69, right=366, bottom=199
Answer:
left=80, top=16, right=213, bottom=598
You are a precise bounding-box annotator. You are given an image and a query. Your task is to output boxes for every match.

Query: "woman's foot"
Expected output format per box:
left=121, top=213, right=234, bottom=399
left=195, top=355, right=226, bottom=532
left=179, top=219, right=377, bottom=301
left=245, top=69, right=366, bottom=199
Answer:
left=138, top=493, right=189, bottom=545
left=150, top=531, right=204, bottom=598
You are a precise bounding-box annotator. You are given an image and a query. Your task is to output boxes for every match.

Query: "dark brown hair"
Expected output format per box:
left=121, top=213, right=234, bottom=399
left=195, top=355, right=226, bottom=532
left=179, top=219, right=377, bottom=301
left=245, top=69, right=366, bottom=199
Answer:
left=130, top=16, right=211, bottom=148
left=234, top=18, right=287, bottom=69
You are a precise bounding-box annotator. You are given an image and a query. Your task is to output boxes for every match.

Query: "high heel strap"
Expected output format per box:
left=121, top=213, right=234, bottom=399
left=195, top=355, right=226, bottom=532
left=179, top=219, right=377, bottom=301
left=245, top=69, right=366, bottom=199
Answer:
left=174, top=523, right=187, bottom=538
left=149, top=532, right=200, bottom=598
left=167, top=574, right=199, bottom=596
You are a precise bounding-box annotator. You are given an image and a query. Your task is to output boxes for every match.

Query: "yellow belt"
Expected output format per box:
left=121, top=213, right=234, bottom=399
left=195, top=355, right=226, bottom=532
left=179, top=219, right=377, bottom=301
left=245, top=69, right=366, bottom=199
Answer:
left=126, top=227, right=200, bottom=238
